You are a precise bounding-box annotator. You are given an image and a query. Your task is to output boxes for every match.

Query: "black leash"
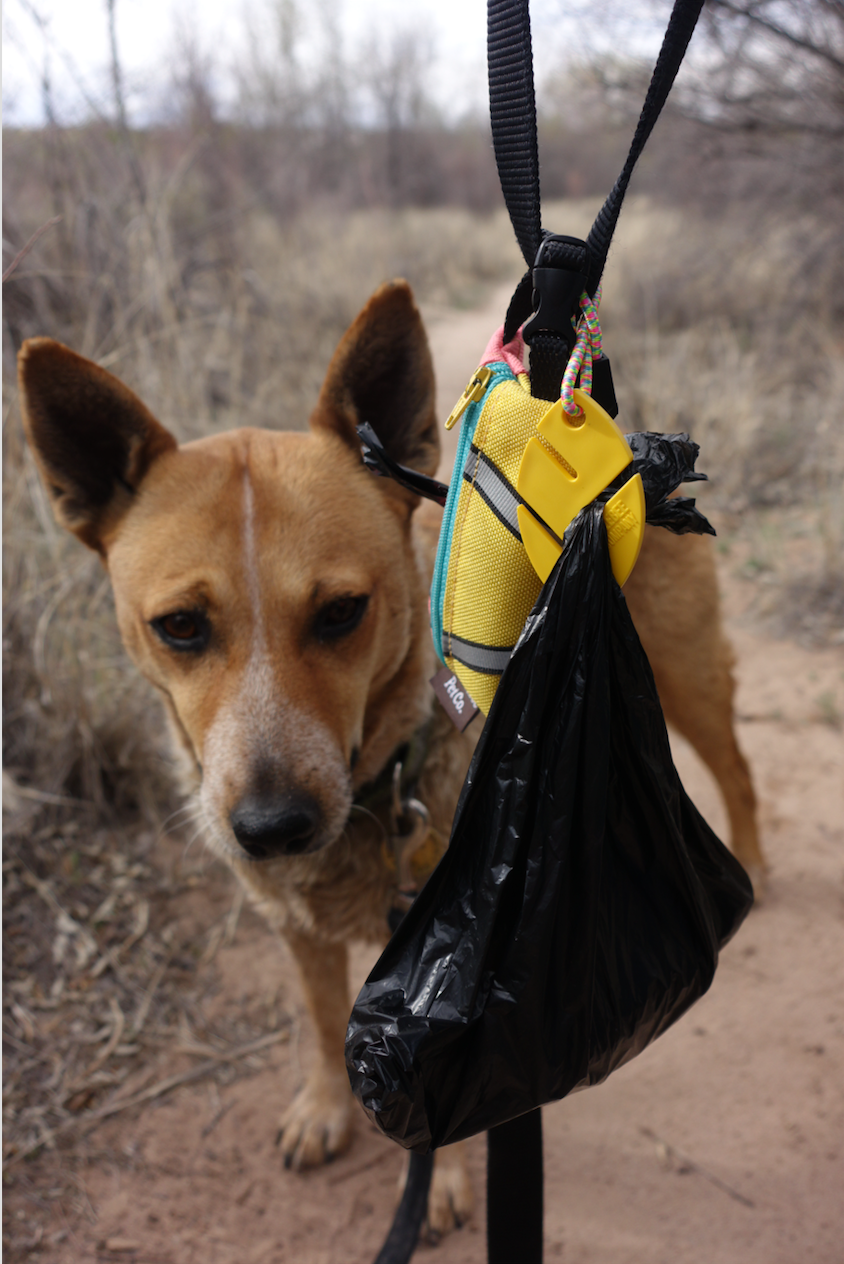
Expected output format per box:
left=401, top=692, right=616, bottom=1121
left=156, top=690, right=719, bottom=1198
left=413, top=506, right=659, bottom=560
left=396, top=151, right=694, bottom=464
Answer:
left=373, top=1153, right=434, bottom=1264
left=488, top=1110, right=543, bottom=1264
left=366, top=6, right=704, bottom=1260
left=483, top=1, right=705, bottom=1259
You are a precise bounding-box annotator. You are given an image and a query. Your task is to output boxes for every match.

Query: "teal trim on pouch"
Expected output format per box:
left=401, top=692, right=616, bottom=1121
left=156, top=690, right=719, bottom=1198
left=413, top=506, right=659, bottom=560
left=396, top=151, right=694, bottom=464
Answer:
left=430, top=362, right=515, bottom=665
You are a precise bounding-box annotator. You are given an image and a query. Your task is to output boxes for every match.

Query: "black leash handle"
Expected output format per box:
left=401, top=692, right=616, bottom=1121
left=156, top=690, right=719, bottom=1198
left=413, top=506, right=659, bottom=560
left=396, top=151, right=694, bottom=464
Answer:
left=490, top=0, right=705, bottom=368
left=488, top=0, right=542, bottom=269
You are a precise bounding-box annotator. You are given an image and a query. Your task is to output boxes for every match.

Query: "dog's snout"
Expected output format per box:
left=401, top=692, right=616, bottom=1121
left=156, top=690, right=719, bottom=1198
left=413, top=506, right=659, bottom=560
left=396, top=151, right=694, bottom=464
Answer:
left=230, top=792, right=321, bottom=859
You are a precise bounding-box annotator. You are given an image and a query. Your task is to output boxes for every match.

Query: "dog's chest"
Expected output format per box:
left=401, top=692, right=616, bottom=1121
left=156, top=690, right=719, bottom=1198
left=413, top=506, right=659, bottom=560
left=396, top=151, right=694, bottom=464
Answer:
left=235, top=716, right=478, bottom=946
left=235, top=815, right=395, bottom=944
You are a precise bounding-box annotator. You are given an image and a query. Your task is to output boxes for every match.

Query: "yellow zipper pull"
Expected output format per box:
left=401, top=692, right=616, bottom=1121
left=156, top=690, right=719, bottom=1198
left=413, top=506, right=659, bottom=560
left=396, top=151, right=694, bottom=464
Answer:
left=445, top=365, right=493, bottom=430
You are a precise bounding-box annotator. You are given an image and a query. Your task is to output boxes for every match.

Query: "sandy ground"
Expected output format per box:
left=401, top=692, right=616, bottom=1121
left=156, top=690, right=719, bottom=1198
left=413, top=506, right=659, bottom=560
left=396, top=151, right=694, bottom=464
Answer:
left=8, top=287, right=844, bottom=1263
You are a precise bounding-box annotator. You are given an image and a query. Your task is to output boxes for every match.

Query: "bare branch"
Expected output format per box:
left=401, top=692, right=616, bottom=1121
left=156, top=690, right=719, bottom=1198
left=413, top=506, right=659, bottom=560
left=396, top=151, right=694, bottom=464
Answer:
left=2, top=217, right=63, bottom=283
left=710, top=0, right=844, bottom=72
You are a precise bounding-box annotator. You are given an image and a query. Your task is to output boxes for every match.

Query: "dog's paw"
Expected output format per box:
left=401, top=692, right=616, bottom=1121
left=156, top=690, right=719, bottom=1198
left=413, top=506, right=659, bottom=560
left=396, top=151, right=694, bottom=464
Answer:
left=276, top=1073, right=354, bottom=1171
left=426, top=1143, right=474, bottom=1241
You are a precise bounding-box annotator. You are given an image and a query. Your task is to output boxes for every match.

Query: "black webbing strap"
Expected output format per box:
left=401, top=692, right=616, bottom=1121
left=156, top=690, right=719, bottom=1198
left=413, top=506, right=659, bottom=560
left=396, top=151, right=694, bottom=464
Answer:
left=373, top=1152, right=434, bottom=1264
left=488, top=0, right=542, bottom=269
left=490, top=0, right=704, bottom=398
left=528, top=333, right=570, bottom=403
left=487, top=1109, right=544, bottom=1264
left=585, top=0, right=705, bottom=297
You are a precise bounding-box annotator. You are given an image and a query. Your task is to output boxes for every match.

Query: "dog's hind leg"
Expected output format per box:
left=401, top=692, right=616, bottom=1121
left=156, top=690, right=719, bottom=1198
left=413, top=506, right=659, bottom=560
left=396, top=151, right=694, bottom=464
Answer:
left=626, top=529, right=765, bottom=894
left=277, top=927, right=355, bottom=1170
left=395, top=1140, right=474, bottom=1242
left=427, top=1141, right=474, bottom=1240
left=655, top=643, right=763, bottom=889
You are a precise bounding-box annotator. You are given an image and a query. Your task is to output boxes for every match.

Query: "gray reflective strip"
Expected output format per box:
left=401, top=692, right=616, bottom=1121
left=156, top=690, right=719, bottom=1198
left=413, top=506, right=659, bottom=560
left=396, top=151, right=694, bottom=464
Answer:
left=444, top=632, right=513, bottom=676
left=463, top=447, right=522, bottom=541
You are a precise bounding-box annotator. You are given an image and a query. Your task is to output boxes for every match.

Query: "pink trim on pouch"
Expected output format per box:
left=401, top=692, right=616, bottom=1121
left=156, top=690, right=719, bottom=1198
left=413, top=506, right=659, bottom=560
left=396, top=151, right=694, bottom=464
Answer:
left=481, top=325, right=528, bottom=377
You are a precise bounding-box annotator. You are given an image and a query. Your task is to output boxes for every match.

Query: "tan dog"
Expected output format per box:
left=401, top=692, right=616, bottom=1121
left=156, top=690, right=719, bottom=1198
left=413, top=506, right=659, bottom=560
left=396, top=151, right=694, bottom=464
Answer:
left=18, top=280, right=763, bottom=1237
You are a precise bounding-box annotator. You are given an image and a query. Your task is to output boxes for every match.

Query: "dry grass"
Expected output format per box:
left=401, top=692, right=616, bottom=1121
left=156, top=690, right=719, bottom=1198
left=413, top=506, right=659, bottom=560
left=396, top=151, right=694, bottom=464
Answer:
left=2, top=124, right=842, bottom=1242
left=2, top=818, right=287, bottom=1170
left=603, top=198, right=844, bottom=646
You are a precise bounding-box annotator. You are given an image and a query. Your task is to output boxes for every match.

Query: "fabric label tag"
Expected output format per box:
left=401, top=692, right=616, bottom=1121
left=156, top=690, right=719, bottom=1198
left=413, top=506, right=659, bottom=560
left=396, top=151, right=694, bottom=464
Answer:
left=430, top=667, right=480, bottom=732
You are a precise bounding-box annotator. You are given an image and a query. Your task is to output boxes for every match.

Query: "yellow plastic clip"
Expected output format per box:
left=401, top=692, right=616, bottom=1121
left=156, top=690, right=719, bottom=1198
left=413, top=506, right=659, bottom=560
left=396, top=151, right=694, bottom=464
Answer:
left=516, top=388, right=645, bottom=587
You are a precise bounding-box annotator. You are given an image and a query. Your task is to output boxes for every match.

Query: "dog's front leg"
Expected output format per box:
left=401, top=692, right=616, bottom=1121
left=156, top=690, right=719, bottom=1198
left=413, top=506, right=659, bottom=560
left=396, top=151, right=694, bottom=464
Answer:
left=277, top=927, right=355, bottom=1170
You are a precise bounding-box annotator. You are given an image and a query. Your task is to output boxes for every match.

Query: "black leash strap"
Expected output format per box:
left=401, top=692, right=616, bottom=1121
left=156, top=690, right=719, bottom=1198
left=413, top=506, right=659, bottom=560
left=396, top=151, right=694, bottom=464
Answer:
left=373, top=1152, right=434, bottom=1264
left=487, top=1109, right=543, bottom=1264
left=585, top=0, right=704, bottom=298
left=366, top=10, right=705, bottom=1260
left=488, top=0, right=542, bottom=269
left=490, top=0, right=705, bottom=397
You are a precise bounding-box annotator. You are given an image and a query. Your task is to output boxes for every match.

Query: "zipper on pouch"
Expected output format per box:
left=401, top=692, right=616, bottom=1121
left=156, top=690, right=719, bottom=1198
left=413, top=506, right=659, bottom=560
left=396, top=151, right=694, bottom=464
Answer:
left=444, top=366, right=494, bottom=430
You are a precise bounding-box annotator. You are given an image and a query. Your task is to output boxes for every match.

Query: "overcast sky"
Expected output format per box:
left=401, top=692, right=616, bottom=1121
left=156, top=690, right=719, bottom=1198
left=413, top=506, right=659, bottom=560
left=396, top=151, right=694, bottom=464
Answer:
left=2, top=0, right=671, bottom=128
left=3, top=0, right=500, bottom=125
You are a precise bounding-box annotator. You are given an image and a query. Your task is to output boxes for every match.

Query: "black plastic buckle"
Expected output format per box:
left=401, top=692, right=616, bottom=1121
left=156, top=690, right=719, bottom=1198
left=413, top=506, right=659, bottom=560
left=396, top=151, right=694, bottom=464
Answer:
left=522, top=234, right=590, bottom=351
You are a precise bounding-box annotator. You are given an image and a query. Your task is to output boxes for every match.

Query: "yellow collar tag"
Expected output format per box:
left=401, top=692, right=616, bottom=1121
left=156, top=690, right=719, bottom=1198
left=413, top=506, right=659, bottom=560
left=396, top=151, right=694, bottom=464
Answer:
left=516, top=388, right=645, bottom=587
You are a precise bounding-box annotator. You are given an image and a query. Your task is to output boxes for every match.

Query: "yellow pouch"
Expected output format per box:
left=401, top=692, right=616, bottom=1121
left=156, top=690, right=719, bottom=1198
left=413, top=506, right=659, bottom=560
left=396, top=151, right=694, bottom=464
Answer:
left=430, top=343, right=644, bottom=716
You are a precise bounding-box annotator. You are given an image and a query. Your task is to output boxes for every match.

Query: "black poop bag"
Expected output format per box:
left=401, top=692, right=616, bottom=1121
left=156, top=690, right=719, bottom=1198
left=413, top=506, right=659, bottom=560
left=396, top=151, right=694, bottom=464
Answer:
left=345, top=433, right=754, bottom=1154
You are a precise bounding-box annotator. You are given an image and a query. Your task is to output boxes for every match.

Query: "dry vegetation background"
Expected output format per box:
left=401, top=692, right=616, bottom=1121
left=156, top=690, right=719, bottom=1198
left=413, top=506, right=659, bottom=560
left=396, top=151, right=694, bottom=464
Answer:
left=3, top=0, right=844, bottom=1254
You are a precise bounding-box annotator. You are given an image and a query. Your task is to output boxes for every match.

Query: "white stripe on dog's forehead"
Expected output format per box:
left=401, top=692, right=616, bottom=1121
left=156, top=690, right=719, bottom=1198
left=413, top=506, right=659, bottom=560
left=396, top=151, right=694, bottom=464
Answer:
left=242, top=468, right=262, bottom=630
left=241, top=467, right=276, bottom=725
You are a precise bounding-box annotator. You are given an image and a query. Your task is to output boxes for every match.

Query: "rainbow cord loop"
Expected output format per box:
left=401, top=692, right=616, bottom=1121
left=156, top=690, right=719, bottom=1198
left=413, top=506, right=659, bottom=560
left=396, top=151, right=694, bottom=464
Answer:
left=561, top=285, right=603, bottom=417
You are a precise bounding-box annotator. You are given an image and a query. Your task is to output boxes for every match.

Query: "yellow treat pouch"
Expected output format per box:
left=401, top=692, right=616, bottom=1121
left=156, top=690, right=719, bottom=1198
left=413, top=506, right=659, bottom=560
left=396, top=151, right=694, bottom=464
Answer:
left=429, top=337, right=645, bottom=717
left=430, top=360, right=547, bottom=716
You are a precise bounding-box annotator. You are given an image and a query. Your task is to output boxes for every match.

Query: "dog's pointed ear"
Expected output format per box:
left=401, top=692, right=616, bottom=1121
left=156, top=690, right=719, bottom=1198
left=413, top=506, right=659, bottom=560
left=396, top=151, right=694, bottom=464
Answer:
left=311, top=280, right=439, bottom=480
left=18, top=338, right=177, bottom=555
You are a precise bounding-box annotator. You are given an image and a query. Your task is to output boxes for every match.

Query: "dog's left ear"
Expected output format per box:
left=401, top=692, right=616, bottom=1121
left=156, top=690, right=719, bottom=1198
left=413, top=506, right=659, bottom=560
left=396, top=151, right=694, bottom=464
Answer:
left=311, top=280, right=439, bottom=479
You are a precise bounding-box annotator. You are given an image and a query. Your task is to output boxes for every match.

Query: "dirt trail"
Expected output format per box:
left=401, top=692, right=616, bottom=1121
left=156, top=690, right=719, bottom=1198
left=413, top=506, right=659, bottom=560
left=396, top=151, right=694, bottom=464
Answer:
left=26, top=287, right=844, bottom=1263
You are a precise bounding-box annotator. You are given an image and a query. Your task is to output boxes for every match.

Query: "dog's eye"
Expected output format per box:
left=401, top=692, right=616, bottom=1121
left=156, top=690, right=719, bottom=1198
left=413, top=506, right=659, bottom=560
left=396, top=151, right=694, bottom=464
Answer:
left=151, top=610, right=209, bottom=652
left=314, top=595, right=369, bottom=642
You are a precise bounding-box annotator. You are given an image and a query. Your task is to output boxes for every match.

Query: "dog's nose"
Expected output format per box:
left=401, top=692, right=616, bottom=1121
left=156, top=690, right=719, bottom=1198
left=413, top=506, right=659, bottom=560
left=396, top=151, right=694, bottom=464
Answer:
left=230, top=793, right=321, bottom=859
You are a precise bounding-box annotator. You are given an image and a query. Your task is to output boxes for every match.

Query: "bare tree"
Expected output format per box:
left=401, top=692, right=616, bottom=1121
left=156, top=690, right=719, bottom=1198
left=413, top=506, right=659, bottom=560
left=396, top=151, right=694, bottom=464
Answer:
left=545, top=1, right=844, bottom=206
left=359, top=24, right=439, bottom=204
left=694, top=0, right=844, bottom=135
left=105, top=0, right=147, bottom=202
left=234, top=0, right=307, bottom=128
